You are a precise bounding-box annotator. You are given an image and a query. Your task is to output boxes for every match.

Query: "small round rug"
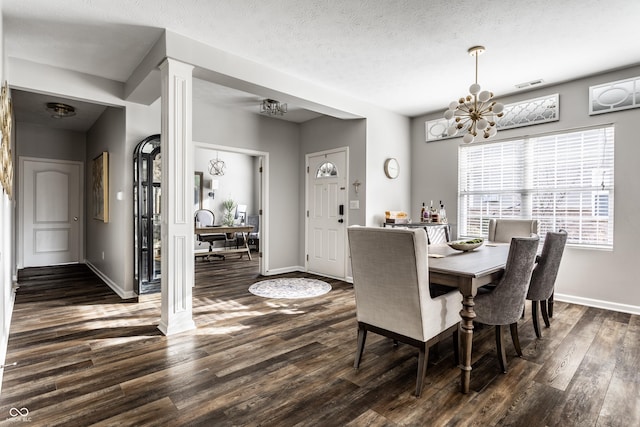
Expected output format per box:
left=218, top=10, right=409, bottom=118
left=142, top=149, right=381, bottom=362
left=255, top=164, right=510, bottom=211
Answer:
left=248, top=278, right=332, bottom=299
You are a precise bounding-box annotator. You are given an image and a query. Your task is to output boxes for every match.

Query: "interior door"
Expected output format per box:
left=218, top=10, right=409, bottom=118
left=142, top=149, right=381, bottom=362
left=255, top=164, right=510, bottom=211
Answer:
left=306, top=149, right=347, bottom=278
left=21, top=158, right=82, bottom=267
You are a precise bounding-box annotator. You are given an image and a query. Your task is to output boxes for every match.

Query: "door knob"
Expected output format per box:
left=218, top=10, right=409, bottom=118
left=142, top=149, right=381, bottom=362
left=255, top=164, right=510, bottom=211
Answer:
left=74, top=217, right=78, bottom=221
left=338, top=219, right=344, bottom=223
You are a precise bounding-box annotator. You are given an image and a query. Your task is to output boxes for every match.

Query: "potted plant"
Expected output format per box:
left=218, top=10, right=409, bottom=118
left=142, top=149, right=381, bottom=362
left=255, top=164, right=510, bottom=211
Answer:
left=221, top=197, right=236, bottom=226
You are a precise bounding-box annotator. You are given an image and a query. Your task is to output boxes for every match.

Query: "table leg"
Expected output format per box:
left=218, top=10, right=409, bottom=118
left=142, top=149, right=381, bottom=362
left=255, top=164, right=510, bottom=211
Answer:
left=459, top=293, right=476, bottom=393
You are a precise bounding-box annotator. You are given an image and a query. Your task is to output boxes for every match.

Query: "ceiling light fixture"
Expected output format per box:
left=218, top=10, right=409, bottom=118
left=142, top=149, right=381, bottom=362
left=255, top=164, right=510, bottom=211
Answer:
left=208, top=152, right=226, bottom=176
left=444, top=46, right=504, bottom=143
left=46, top=102, right=76, bottom=119
left=260, top=99, right=287, bottom=116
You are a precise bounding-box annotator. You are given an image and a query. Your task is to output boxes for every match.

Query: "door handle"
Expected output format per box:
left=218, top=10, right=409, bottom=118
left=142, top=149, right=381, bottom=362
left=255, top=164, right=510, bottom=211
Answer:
left=74, top=217, right=78, bottom=221
left=339, top=204, right=344, bottom=215
left=338, top=219, right=344, bottom=223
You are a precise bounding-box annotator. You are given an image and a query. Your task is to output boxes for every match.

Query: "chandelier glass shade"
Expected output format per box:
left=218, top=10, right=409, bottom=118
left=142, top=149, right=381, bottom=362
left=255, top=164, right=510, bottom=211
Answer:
left=260, top=99, right=288, bottom=116
left=444, top=46, right=504, bottom=143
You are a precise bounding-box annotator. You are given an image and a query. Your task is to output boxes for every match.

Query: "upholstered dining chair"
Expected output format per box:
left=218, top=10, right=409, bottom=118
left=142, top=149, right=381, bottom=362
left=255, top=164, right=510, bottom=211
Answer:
left=347, top=226, right=461, bottom=397
left=526, top=230, right=568, bottom=338
left=474, top=235, right=539, bottom=373
left=488, top=218, right=539, bottom=243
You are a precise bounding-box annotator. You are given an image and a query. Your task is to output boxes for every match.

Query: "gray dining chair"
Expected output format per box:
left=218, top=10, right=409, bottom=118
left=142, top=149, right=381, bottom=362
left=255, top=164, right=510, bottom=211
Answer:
left=347, top=226, right=461, bottom=397
left=488, top=218, right=539, bottom=243
left=194, top=209, right=226, bottom=260
left=474, top=235, right=539, bottom=373
left=526, top=230, right=568, bottom=338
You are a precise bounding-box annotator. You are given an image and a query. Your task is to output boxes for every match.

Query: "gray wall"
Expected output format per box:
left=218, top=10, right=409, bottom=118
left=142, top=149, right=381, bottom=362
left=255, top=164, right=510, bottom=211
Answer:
left=300, top=116, right=367, bottom=227
left=84, top=100, right=161, bottom=298
left=16, top=123, right=86, bottom=162
left=85, top=106, right=127, bottom=292
left=193, top=147, right=256, bottom=221
left=411, top=65, right=640, bottom=312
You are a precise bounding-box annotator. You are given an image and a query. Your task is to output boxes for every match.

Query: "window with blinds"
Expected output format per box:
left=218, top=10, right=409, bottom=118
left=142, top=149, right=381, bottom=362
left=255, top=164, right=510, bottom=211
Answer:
left=458, top=126, right=615, bottom=248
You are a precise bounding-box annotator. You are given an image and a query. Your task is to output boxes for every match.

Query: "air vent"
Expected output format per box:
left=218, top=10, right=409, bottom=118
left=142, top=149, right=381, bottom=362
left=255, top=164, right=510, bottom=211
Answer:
left=515, top=79, right=544, bottom=89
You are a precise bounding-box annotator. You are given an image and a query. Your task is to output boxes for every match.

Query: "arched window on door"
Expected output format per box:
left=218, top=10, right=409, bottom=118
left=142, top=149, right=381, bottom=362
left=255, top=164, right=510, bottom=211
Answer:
left=316, top=161, right=338, bottom=178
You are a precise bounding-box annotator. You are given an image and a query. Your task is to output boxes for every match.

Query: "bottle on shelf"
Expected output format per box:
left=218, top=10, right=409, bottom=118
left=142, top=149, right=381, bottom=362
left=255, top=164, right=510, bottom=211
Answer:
left=420, top=202, right=426, bottom=223
left=430, top=200, right=439, bottom=223
left=439, top=200, right=447, bottom=224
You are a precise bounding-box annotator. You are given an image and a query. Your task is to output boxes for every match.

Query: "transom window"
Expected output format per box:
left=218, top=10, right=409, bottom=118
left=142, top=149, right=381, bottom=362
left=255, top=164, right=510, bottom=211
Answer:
left=458, top=125, right=614, bottom=248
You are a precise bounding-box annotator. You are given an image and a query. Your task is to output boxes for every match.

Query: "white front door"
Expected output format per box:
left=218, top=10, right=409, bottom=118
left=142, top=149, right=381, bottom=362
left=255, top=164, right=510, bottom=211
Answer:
left=21, top=158, right=83, bottom=267
left=306, top=149, right=347, bottom=278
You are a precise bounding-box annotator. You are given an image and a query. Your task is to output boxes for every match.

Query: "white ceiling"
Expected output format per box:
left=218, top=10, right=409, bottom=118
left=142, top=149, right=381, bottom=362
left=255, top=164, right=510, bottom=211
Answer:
left=4, top=0, right=640, bottom=130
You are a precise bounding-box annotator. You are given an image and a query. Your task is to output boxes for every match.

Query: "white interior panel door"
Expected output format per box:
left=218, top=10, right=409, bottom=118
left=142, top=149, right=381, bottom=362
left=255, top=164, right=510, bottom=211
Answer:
left=307, top=150, right=347, bottom=278
left=22, top=159, right=82, bottom=267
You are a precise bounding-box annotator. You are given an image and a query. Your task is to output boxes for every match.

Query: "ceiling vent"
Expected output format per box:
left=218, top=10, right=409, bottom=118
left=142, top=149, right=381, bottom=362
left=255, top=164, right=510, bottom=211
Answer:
left=515, top=79, right=544, bottom=89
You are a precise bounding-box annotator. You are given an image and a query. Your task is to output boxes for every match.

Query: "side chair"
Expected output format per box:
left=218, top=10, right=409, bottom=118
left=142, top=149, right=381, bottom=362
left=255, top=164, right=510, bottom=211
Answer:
left=488, top=218, right=539, bottom=243
left=474, top=235, right=539, bottom=373
left=526, top=230, right=568, bottom=338
left=347, top=226, right=461, bottom=397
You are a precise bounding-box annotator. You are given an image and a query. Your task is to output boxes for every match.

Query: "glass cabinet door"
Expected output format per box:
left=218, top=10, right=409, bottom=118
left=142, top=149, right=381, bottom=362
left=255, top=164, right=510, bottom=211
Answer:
left=133, top=134, right=161, bottom=295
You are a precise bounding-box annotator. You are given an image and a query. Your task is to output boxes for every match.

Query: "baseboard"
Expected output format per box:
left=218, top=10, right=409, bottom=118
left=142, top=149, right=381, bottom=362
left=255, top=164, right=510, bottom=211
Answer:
left=554, top=293, right=640, bottom=315
left=85, top=261, right=136, bottom=300
left=262, top=265, right=305, bottom=276
left=0, top=283, right=17, bottom=396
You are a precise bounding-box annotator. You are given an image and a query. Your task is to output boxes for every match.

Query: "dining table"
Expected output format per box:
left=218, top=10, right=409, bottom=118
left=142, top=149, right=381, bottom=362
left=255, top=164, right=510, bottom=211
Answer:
left=427, top=242, right=511, bottom=393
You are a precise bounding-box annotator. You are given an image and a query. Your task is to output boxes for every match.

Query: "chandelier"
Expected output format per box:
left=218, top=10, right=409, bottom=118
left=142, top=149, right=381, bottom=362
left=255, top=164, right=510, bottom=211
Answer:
left=260, top=99, right=287, bottom=116
left=208, top=152, right=226, bottom=176
left=444, top=46, right=504, bottom=143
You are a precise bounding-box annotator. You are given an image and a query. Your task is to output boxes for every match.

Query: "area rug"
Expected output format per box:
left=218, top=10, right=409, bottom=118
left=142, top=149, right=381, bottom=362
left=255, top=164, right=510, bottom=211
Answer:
left=248, top=278, right=332, bottom=299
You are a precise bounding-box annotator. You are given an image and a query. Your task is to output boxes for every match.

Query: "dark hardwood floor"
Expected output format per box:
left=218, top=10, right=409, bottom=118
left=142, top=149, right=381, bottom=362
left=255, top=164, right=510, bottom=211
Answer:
left=1, top=257, right=638, bottom=426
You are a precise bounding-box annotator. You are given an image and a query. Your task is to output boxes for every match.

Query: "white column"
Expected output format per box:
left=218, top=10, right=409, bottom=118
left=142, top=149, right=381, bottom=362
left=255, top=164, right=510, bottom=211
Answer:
left=158, top=58, right=196, bottom=336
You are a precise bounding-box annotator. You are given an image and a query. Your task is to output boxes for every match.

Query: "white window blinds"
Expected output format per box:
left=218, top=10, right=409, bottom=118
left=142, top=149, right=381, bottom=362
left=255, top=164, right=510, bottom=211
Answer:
left=458, top=126, right=614, bottom=248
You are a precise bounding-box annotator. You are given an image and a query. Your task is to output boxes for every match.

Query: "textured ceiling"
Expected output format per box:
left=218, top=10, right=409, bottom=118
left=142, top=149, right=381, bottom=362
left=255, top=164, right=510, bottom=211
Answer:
left=3, top=0, right=640, bottom=125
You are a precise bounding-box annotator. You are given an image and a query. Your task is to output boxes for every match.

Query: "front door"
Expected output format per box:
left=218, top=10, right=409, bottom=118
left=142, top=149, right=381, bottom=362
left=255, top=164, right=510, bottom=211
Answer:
left=21, top=158, right=83, bottom=267
left=306, top=149, right=347, bottom=278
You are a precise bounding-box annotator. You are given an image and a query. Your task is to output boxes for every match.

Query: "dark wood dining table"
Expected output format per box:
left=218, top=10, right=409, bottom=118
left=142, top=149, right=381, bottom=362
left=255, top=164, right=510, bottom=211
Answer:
left=428, top=242, right=511, bottom=393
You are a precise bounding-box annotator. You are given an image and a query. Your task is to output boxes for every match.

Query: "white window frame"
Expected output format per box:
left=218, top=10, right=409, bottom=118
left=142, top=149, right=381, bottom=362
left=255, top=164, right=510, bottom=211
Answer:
left=458, top=125, right=615, bottom=249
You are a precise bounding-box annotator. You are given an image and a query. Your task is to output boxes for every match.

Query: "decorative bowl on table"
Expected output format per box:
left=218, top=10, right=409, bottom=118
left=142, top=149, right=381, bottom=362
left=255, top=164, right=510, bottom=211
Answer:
left=447, top=238, right=484, bottom=252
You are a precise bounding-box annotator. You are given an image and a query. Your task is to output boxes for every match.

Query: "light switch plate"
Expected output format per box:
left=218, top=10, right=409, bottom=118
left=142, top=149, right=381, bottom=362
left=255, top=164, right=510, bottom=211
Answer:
left=349, top=200, right=360, bottom=209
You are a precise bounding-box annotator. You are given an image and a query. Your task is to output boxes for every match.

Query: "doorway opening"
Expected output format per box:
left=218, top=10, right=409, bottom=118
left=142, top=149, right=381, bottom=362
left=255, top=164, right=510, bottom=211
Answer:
left=193, top=142, right=268, bottom=276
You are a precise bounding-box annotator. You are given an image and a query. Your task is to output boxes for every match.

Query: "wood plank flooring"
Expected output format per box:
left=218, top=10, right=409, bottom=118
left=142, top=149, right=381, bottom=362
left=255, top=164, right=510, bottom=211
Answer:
left=1, top=258, right=638, bottom=426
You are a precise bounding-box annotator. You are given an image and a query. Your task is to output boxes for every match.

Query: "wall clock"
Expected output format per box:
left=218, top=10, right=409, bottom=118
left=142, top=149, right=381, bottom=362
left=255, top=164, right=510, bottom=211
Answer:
left=384, top=158, right=399, bottom=179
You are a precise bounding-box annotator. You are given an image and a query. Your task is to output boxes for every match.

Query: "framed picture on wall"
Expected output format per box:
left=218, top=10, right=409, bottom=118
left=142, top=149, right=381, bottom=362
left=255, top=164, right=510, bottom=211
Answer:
left=93, top=151, right=109, bottom=222
left=194, top=171, right=203, bottom=210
